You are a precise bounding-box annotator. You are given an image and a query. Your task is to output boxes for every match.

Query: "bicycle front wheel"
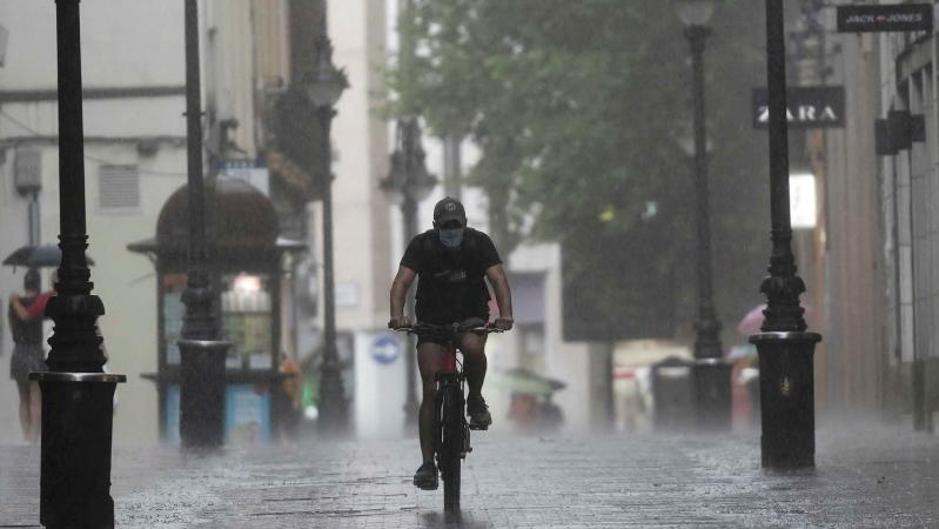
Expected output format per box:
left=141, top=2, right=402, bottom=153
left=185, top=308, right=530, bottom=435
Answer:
left=438, top=384, right=464, bottom=512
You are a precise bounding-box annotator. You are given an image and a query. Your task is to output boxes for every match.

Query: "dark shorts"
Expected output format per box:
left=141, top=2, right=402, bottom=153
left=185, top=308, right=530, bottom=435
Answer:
left=9, top=342, right=46, bottom=383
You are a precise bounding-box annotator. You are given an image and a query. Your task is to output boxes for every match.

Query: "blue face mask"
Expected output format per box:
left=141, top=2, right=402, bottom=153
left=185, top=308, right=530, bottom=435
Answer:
left=438, top=227, right=464, bottom=248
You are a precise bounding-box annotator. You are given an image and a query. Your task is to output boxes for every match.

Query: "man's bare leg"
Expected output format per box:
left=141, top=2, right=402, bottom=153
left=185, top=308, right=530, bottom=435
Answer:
left=413, top=342, right=445, bottom=489
left=417, top=343, right=445, bottom=462
left=461, top=333, right=491, bottom=427
left=460, top=333, right=488, bottom=398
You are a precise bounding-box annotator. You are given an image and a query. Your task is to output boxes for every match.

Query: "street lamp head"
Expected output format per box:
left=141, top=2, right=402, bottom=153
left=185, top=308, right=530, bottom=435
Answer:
left=673, top=0, right=716, bottom=27
left=381, top=118, right=437, bottom=203
left=409, top=158, right=437, bottom=202
left=381, top=151, right=408, bottom=205
left=306, top=36, right=349, bottom=108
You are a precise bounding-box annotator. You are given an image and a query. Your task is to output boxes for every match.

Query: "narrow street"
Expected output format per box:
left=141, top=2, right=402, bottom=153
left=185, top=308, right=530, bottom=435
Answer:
left=3, top=426, right=937, bottom=528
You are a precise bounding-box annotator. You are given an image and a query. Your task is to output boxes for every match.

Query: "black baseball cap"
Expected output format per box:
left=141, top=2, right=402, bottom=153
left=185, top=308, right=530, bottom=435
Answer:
left=433, top=197, right=466, bottom=227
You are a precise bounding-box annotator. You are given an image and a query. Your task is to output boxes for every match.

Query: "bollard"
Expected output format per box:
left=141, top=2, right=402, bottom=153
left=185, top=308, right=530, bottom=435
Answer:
left=33, top=373, right=124, bottom=528
left=693, top=358, right=733, bottom=431
left=178, top=340, right=229, bottom=447
left=751, top=332, right=821, bottom=468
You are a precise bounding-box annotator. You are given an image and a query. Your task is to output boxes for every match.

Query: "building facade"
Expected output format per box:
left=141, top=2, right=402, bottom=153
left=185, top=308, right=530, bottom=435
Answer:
left=875, top=17, right=939, bottom=431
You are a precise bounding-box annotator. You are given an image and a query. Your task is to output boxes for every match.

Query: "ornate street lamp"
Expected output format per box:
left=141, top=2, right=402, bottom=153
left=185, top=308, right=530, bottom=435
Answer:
left=177, top=0, right=231, bottom=449
left=380, top=117, right=438, bottom=427
left=750, top=0, right=821, bottom=469
left=32, top=0, right=126, bottom=526
left=673, top=0, right=732, bottom=430
left=304, top=34, right=350, bottom=433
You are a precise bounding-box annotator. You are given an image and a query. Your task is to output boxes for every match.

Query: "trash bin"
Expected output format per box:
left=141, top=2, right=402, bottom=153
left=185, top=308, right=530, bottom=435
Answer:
left=650, top=356, right=694, bottom=431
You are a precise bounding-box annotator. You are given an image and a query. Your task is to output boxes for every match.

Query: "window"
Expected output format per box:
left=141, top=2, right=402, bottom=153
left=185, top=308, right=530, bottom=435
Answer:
left=98, top=165, right=140, bottom=211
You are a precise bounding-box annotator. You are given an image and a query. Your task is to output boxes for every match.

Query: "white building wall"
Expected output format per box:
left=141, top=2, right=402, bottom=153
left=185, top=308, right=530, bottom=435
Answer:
left=328, top=0, right=393, bottom=332
left=0, top=0, right=187, bottom=445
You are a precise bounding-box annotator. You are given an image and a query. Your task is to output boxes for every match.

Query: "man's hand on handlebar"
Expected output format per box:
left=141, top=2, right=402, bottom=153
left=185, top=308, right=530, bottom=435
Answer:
left=493, top=317, right=514, bottom=331
left=388, top=316, right=413, bottom=330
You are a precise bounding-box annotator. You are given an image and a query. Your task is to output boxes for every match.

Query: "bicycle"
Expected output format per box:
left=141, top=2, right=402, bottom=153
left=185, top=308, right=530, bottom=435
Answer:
left=397, top=318, right=503, bottom=512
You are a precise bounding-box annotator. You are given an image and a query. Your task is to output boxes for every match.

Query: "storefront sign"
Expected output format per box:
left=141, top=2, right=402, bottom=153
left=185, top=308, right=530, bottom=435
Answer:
left=220, top=160, right=270, bottom=196
left=752, top=86, right=845, bottom=129
left=837, top=4, right=933, bottom=33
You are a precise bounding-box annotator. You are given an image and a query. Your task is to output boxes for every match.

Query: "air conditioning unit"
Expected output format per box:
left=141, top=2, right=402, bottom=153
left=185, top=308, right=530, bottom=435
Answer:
left=14, top=149, right=42, bottom=196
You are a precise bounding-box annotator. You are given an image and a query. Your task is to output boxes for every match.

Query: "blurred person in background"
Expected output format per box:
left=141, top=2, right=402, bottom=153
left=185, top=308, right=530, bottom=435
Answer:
left=277, top=351, right=302, bottom=442
left=8, top=269, right=52, bottom=443
left=389, top=197, right=514, bottom=490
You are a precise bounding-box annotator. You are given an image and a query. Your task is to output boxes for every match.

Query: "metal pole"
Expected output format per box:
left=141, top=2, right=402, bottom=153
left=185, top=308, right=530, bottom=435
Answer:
left=317, top=102, right=348, bottom=432
left=401, top=160, right=420, bottom=427
left=34, top=1, right=125, bottom=526
left=750, top=0, right=822, bottom=469
left=685, top=25, right=731, bottom=431
left=178, top=0, right=229, bottom=449
left=442, top=133, right=462, bottom=200
left=29, top=190, right=41, bottom=245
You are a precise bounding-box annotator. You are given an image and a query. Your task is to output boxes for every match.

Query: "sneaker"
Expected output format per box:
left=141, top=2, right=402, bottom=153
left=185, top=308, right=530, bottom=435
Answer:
left=467, top=394, right=492, bottom=430
left=413, top=461, right=438, bottom=490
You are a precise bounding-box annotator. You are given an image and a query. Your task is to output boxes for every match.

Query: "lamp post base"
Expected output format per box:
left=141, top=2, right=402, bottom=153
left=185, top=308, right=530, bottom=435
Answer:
left=31, top=372, right=126, bottom=529
left=178, top=340, right=230, bottom=449
left=750, top=331, right=821, bottom=469
left=692, top=358, right=732, bottom=431
left=318, top=367, right=349, bottom=435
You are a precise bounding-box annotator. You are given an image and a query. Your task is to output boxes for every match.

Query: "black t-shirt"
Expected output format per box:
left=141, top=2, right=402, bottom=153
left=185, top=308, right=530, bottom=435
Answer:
left=401, top=228, right=502, bottom=324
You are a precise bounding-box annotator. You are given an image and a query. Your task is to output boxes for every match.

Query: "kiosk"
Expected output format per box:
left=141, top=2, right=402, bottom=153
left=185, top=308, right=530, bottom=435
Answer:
left=129, top=178, right=304, bottom=444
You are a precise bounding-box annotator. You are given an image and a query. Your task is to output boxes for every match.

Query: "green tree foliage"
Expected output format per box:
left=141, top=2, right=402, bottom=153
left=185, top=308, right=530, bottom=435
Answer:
left=390, top=0, right=772, bottom=342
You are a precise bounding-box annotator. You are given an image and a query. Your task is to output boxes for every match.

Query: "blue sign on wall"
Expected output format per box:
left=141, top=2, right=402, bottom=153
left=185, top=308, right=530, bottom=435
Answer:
left=371, top=334, right=401, bottom=365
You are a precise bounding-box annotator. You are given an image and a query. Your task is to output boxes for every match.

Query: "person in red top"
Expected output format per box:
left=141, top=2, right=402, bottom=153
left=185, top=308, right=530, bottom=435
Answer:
left=8, top=269, right=51, bottom=443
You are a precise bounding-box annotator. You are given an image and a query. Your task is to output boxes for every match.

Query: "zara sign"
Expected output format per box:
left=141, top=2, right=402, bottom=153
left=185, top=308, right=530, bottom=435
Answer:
left=752, top=86, right=845, bottom=129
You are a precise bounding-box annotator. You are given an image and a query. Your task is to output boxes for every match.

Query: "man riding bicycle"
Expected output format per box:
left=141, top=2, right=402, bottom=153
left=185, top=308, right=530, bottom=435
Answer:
left=389, top=197, right=514, bottom=490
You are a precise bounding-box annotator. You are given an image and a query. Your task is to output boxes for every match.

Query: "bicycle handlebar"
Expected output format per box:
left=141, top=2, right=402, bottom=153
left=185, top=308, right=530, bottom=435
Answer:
left=393, top=322, right=506, bottom=335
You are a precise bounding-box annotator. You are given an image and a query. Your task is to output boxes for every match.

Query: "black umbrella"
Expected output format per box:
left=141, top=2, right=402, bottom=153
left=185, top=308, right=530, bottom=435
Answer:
left=2, top=244, right=95, bottom=268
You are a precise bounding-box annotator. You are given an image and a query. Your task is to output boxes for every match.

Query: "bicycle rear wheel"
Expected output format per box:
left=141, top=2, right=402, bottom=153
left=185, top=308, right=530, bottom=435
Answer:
left=438, top=384, right=463, bottom=512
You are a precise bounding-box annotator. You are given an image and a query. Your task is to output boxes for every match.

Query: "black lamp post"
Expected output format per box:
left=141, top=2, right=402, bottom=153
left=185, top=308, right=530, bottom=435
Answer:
left=31, top=0, right=126, bottom=526
left=304, top=34, right=350, bottom=433
left=381, top=117, right=438, bottom=427
left=673, top=0, right=731, bottom=430
left=177, top=0, right=230, bottom=449
left=750, top=0, right=822, bottom=469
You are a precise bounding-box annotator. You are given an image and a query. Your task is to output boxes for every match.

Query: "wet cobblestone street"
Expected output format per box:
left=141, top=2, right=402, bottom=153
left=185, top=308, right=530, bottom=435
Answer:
left=2, top=426, right=939, bottom=528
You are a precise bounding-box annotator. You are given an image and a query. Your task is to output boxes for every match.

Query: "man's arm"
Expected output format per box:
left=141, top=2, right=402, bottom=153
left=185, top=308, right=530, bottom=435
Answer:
left=389, top=265, right=417, bottom=328
left=485, top=264, right=514, bottom=330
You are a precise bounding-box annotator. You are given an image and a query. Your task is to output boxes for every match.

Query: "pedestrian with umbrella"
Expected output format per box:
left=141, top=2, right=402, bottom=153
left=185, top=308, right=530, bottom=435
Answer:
left=2, top=244, right=80, bottom=443
left=7, top=268, right=51, bottom=443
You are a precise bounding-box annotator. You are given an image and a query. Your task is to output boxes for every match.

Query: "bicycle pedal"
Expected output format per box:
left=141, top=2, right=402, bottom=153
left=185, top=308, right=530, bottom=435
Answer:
left=468, top=423, right=489, bottom=431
